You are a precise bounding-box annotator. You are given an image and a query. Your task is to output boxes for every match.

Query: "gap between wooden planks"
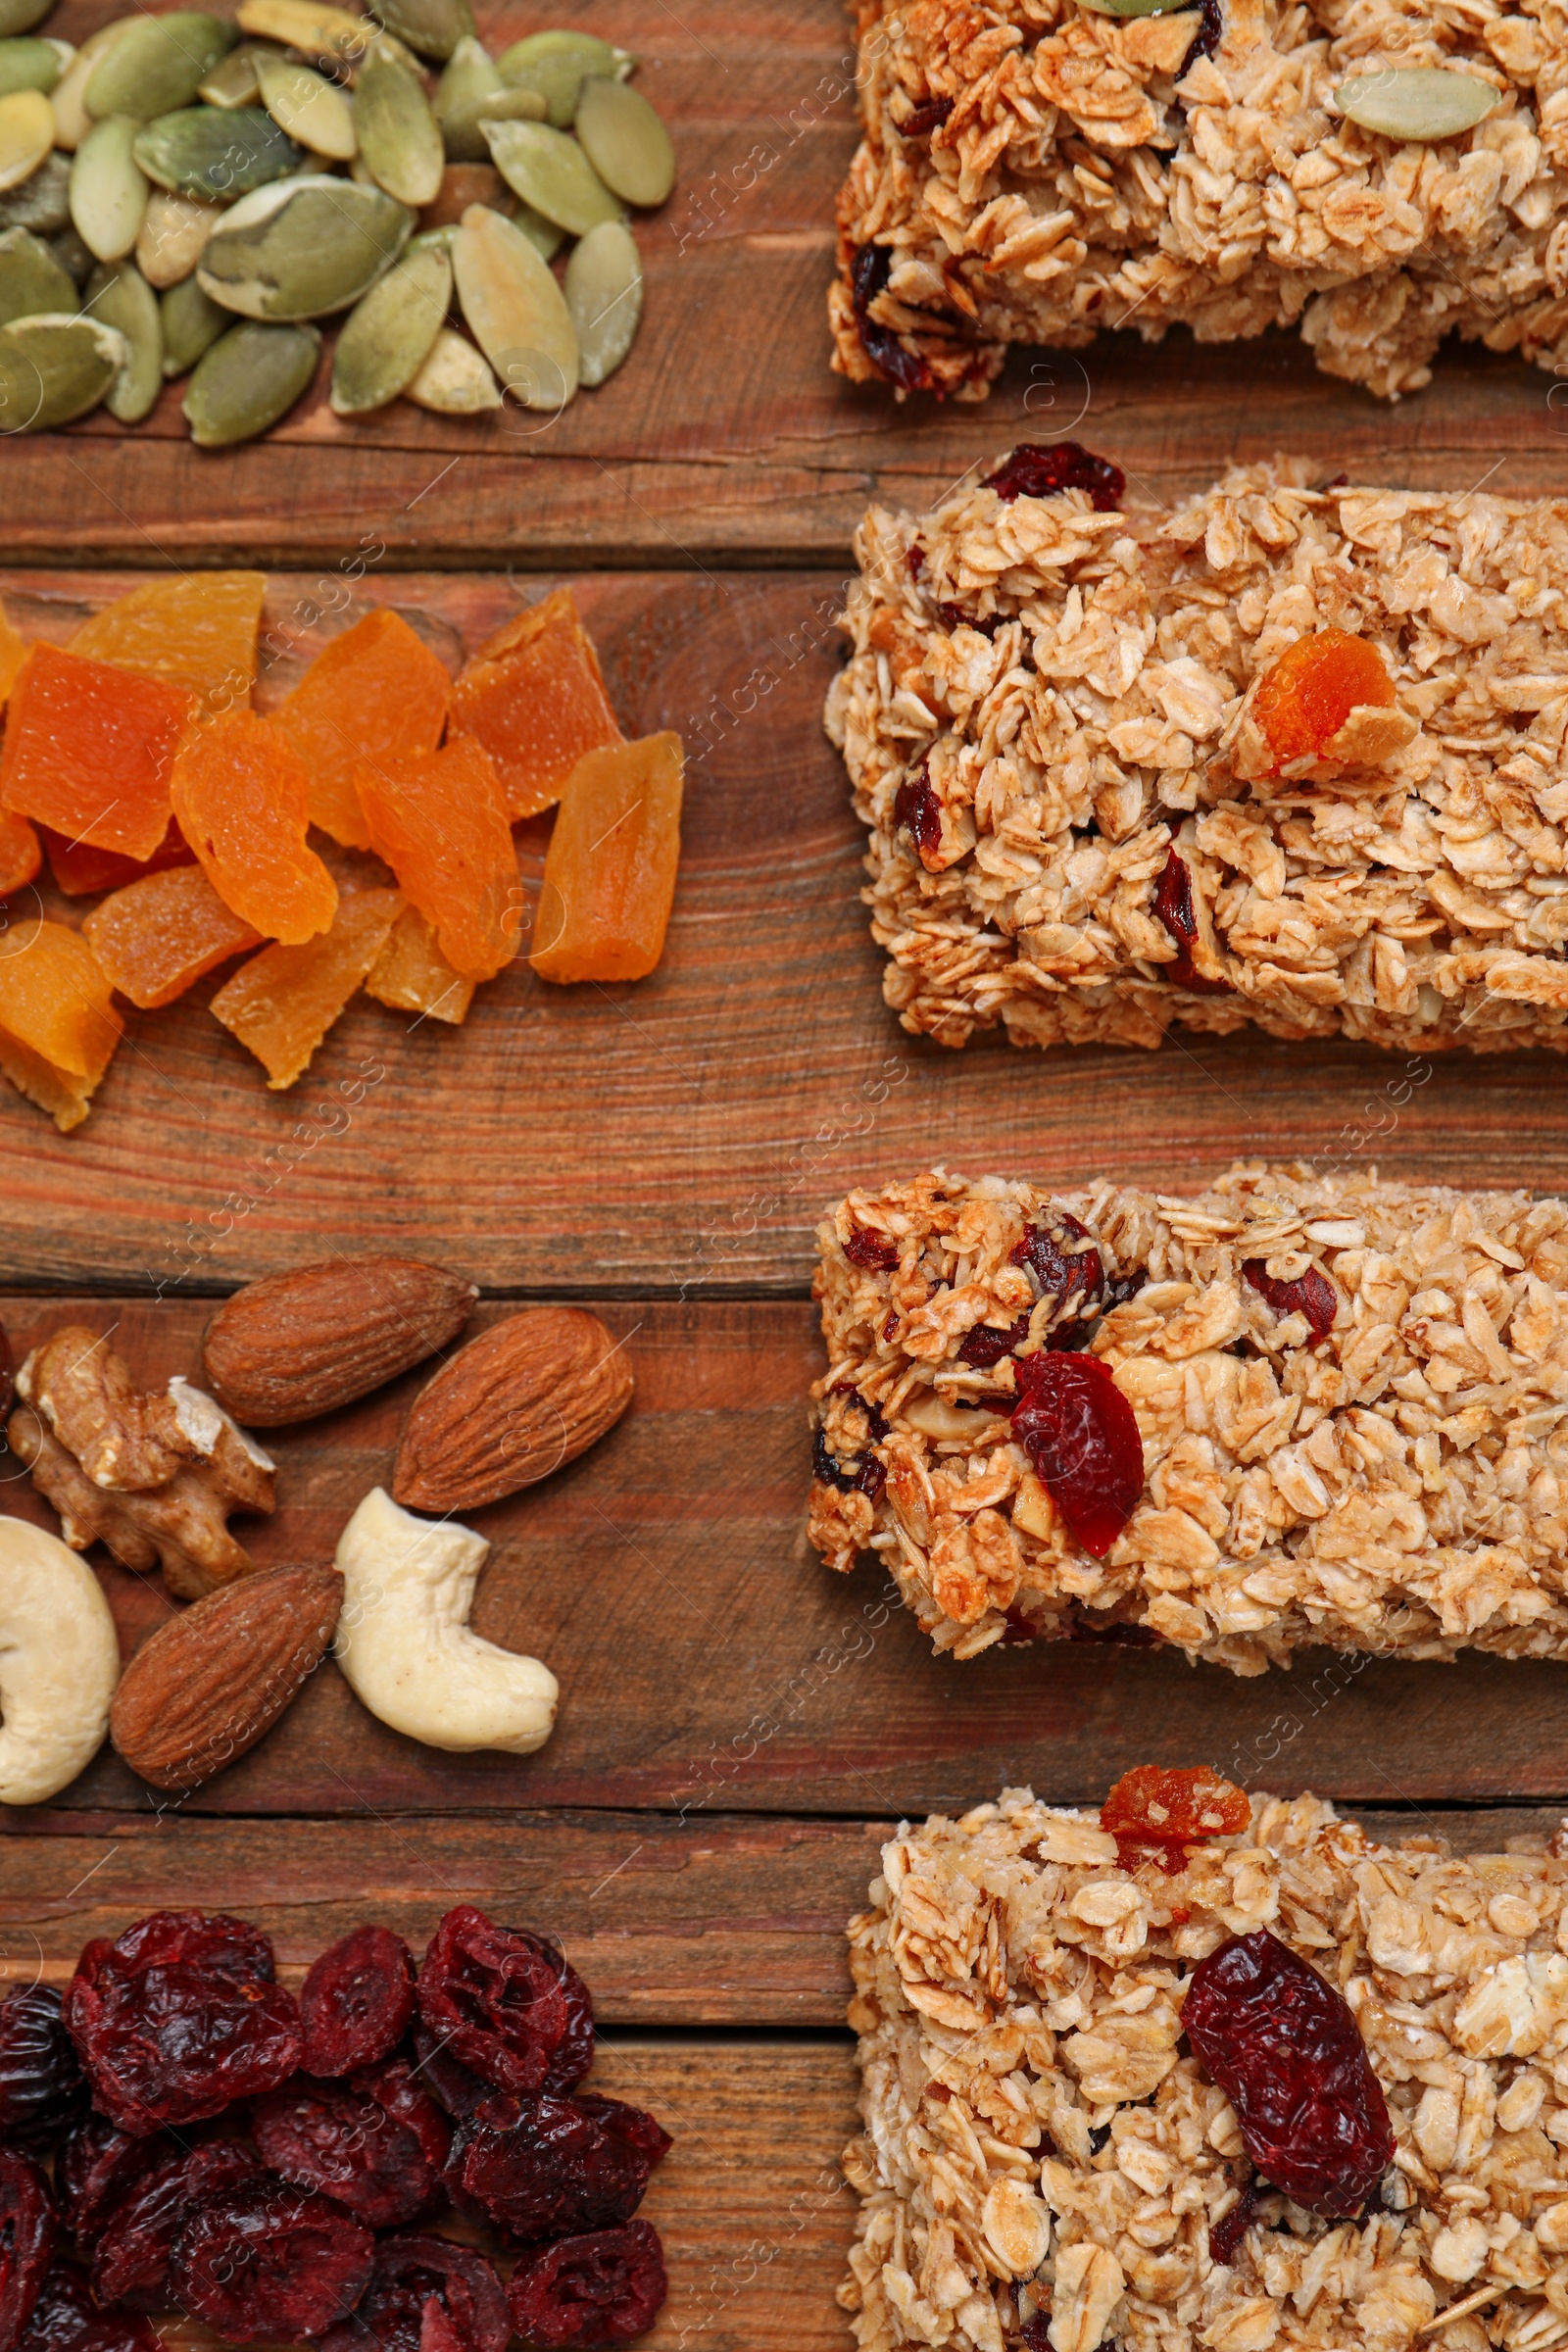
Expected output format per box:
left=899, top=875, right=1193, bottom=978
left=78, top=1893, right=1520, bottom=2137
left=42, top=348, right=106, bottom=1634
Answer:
left=2, top=572, right=1568, bottom=1293
left=4, top=1298, right=1568, bottom=1824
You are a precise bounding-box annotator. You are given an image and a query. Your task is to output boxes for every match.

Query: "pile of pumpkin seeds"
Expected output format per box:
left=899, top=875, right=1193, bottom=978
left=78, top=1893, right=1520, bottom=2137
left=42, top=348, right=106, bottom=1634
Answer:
left=0, top=0, right=674, bottom=441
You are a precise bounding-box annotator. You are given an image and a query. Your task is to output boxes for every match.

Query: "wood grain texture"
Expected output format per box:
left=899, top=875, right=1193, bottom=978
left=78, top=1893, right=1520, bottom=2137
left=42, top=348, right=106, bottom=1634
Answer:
left=3, top=571, right=1568, bottom=1293
left=3, top=1298, right=1567, bottom=1824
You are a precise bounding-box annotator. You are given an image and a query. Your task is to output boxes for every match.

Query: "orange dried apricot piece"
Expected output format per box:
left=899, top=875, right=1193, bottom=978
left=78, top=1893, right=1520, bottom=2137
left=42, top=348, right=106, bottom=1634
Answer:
left=0, top=915, right=122, bottom=1132
left=366, top=906, right=475, bottom=1027
left=0, top=813, right=39, bottom=899
left=271, top=610, right=450, bottom=850
left=211, top=888, right=403, bottom=1090
left=531, top=732, right=683, bottom=985
left=84, top=865, right=263, bottom=1011
left=355, top=733, right=519, bottom=982
left=0, top=597, right=24, bottom=710
left=171, top=710, right=338, bottom=947
left=451, top=587, right=622, bottom=821
left=0, top=644, right=194, bottom=861
left=1252, top=629, right=1396, bottom=767
left=38, top=817, right=195, bottom=900
left=70, top=572, right=267, bottom=717
left=1101, top=1766, right=1250, bottom=1876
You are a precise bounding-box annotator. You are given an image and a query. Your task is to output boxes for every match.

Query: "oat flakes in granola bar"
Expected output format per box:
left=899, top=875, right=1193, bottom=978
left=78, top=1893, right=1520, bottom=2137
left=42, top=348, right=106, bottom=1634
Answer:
left=842, top=1781, right=1568, bottom=2352
left=808, top=1163, right=1568, bottom=1670
left=825, top=456, right=1568, bottom=1055
left=830, top=0, right=1565, bottom=403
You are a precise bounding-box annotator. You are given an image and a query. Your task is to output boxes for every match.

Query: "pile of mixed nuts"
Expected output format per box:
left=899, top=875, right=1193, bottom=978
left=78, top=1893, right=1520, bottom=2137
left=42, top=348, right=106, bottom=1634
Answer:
left=0, top=0, right=675, bottom=442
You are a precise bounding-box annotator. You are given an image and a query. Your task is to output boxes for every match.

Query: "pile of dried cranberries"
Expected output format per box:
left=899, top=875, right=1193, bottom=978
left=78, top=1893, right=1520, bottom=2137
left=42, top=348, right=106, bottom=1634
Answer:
left=0, top=1903, right=670, bottom=2351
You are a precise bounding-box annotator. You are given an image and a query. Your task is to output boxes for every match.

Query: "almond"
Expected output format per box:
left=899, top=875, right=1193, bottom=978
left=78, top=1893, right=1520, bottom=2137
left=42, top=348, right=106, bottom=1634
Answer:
left=110, top=1561, right=343, bottom=1791
left=202, top=1255, right=477, bottom=1426
left=392, top=1306, right=633, bottom=1513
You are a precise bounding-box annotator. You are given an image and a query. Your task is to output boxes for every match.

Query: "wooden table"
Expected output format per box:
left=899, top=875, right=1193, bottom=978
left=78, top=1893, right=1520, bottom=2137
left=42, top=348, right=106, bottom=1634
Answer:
left=5, top=0, right=1568, bottom=2341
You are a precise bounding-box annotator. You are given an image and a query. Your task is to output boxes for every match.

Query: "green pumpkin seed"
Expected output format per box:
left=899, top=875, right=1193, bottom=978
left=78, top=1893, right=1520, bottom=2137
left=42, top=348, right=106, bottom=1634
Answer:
left=0, top=86, right=52, bottom=192
left=436, top=37, right=500, bottom=134
left=135, top=188, right=220, bottom=286
left=495, top=29, right=630, bottom=128
left=255, top=53, right=357, bottom=160
left=480, top=120, right=618, bottom=235
left=0, top=37, right=70, bottom=99
left=198, top=43, right=268, bottom=109
left=0, top=0, right=52, bottom=37
left=1335, top=66, right=1500, bottom=141
left=0, top=149, right=71, bottom=231
left=85, top=256, right=163, bottom=418
left=0, top=222, right=74, bottom=323
left=49, top=223, right=92, bottom=282
left=453, top=199, right=574, bottom=410
left=441, top=82, right=544, bottom=164
left=184, top=315, right=318, bottom=441
left=367, top=0, right=472, bottom=64
left=71, top=115, right=149, bottom=262
left=160, top=267, right=227, bottom=371
left=408, top=220, right=454, bottom=250
left=197, top=172, right=409, bottom=318
left=564, top=216, right=640, bottom=385
left=50, top=19, right=136, bottom=148
left=85, top=16, right=237, bottom=124
left=234, top=0, right=374, bottom=69
left=134, top=107, right=305, bottom=200
left=405, top=318, right=494, bottom=410
left=573, top=76, right=674, bottom=210
left=0, top=311, right=125, bottom=429
left=330, top=235, right=448, bottom=410
left=356, top=43, right=443, bottom=205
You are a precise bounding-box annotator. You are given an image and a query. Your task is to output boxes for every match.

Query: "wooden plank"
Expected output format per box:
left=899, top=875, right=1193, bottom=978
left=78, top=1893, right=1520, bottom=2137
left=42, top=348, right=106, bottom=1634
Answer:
left=7, top=1297, right=1568, bottom=1821
left=4, top=570, right=1568, bottom=1294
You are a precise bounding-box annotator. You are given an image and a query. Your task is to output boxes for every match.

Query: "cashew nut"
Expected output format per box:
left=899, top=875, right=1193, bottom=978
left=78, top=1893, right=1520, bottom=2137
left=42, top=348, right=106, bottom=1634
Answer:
left=0, top=1513, right=120, bottom=1804
left=333, top=1487, right=557, bottom=1755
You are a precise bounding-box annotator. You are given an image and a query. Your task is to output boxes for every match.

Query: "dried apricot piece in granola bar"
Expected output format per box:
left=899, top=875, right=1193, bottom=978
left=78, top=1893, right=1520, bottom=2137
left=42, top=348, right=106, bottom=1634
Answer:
left=0, top=814, right=39, bottom=900
left=38, top=818, right=195, bottom=901
left=271, top=610, right=450, bottom=851
left=450, top=588, right=622, bottom=822
left=84, top=866, right=263, bottom=1010
left=1251, top=629, right=1396, bottom=767
left=211, top=889, right=402, bottom=1090
left=171, top=710, right=338, bottom=947
left=530, top=733, right=683, bottom=985
left=365, top=906, right=475, bottom=1027
left=0, top=645, right=194, bottom=861
left=70, top=573, right=267, bottom=718
left=0, top=916, right=122, bottom=1132
left=355, top=734, right=519, bottom=982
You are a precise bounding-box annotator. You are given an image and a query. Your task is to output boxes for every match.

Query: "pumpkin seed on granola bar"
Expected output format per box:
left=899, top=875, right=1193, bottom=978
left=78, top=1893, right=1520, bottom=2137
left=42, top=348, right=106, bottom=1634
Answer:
left=330, top=233, right=447, bottom=409
left=573, top=76, right=673, bottom=208
left=564, top=216, right=640, bottom=385
left=453, top=198, right=575, bottom=409
left=1335, top=65, right=1500, bottom=140
left=355, top=41, right=443, bottom=206
left=183, top=314, right=318, bottom=441
left=254, top=53, right=358, bottom=160
left=71, top=114, right=148, bottom=261
left=495, top=29, right=630, bottom=128
left=198, top=173, right=409, bottom=320
left=84, top=15, right=237, bottom=124
left=0, top=220, right=74, bottom=321
left=404, top=318, right=495, bottom=409
left=85, top=256, right=163, bottom=418
left=160, top=266, right=227, bottom=371
left=0, top=311, right=126, bottom=428
left=481, top=118, right=618, bottom=234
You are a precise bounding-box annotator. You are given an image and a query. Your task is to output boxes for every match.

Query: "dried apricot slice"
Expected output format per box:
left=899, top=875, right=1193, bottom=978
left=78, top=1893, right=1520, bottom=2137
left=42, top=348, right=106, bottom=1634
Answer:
left=83, top=866, right=263, bottom=1010
left=70, top=573, right=267, bottom=717
left=366, top=906, right=474, bottom=1027
left=272, top=610, right=450, bottom=851
left=0, top=645, right=193, bottom=862
left=530, top=732, right=683, bottom=985
left=1252, top=629, right=1396, bottom=767
left=0, top=915, right=122, bottom=1132
left=355, top=735, right=519, bottom=982
left=171, top=710, right=338, bottom=946
left=0, top=597, right=24, bottom=710
left=211, top=888, right=402, bottom=1090
left=451, top=588, right=622, bottom=821
left=0, top=813, right=38, bottom=900
left=38, top=818, right=195, bottom=901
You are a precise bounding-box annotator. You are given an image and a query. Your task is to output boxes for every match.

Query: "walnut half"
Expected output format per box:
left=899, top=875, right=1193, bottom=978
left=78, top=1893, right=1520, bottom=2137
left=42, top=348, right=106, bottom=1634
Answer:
left=9, top=1327, right=275, bottom=1601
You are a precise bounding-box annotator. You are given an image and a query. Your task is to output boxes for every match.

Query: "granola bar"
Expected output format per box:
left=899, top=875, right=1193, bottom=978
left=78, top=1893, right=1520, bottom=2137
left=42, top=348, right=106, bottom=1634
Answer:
left=829, top=0, right=1568, bottom=404
left=808, top=1162, right=1568, bottom=1670
left=840, top=1779, right=1568, bottom=2352
left=824, top=458, right=1568, bottom=1055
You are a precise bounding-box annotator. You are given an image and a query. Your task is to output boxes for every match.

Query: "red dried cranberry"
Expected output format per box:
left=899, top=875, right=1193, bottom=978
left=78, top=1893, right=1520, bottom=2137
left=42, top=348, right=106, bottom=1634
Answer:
left=315, top=2232, right=509, bottom=2352
left=893, top=764, right=942, bottom=858
left=1011, top=1351, right=1144, bottom=1556
left=1010, top=1209, right=1106, bottom=1341
left=251, top=2074, right=443, bottom=2230
left=410, top=2027, right=489, bottom=2123
left=15, top=2263, right=158, bottom=2352
left=843, top=1226, right=898, bottom=1272
left=90, top=2141, right=258, bottom=2311
left=849, top=244, right=931, bottom=395
left=507, top=2221, right=667, bottom=2348
left=354, top=2057, right=453, bottom=2173
left=906, top=544, right=924, bottom=577
left=957, top=1313, right=1032, bottom=1370
left=299, top=1924, right=416, bottom=2078
left=1101, top=1766, right=1250, bottom=1876
left=417, top=1908, right=593, bottom=2099
left=56, top=2120, right=170, bottom=2252
left=445, top=2091, right=670, bottom=2244
left=0, top=1989, right=87, bottom=2155
left=1208, top=2178, right=1262, bottom=2266
left=170, top=2176, right=374, bottom=2342
left=811, top=1428, right=884, bottom=1502
left=64, top=1910, right=301, bottom=2135
left=901, top=95, right=952, bottom=137
left=0, top=2149, right=54, bottom=2352
left=1242, top=1258, right=1338, bottom=1342
left=1019, top=2321, right=1052, bottom=2351
left=1183, top=1930, right=1394, bottom=2217
left=1179, top=0, right=1222, bottom=72
left=981, top=442, right=1124, bottom=511
left=1152, top=849, right=1229, bottom=995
